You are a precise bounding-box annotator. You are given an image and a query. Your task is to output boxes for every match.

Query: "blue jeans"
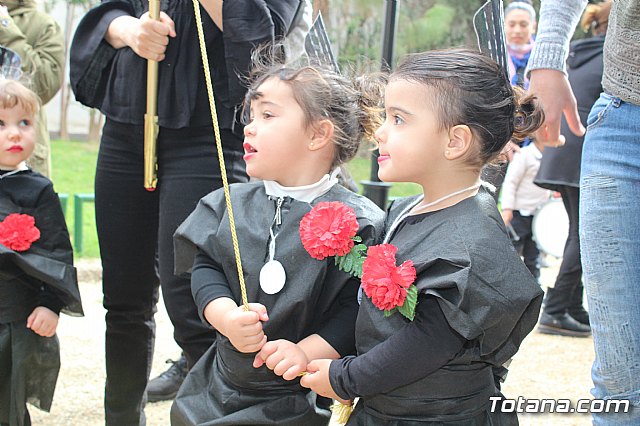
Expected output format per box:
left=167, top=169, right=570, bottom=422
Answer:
left=580, top=93, right=640, bottom=425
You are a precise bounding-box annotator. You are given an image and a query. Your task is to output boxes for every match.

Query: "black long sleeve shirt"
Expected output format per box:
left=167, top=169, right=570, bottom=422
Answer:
left=191, top=249, right=360, bottom=356
left=329, top=296, right=466, bottom=400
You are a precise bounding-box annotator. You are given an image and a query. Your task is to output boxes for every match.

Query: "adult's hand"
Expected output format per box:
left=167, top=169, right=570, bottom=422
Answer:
left=105, top=12, right=176, bottom=61
left=528, top=69, right=585, bottom=147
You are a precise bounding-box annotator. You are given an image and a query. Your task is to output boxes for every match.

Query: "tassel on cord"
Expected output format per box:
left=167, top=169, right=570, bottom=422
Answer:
left=331, top=401, right=354, bottom=425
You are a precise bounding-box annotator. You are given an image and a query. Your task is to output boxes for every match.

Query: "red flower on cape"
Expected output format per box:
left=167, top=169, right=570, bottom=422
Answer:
left=300, top=202, right=359, bottom=260
left=361, top=244, right=416, bottom=312
left=0, top=213, right=41, bottom=252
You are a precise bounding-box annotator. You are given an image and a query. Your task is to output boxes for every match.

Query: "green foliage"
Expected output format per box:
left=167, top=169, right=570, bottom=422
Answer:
left=397, top=4, right=457, bottom=54
left=398, top=285, right=418, bottom=321
left=330, top=0, right=485, bottom=69
left=381, top=285, right=418, bottom=320
left=51, top=140, right=100, bottom=258
left=335, top=236, right=367, bottom=278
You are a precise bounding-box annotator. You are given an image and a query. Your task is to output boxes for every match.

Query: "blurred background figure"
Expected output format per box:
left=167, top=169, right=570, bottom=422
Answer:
left=483, top=0, right=537, bottom=202
left=0, top=0, right=64, bottom=178
left=500, top=137, right=550, bottom=284
left=505, top=0, right=536, bottom=89
left=534, top=0, right=612, bottom=337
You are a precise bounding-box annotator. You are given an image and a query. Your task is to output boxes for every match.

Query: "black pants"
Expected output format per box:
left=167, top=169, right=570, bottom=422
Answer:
left=96, top=119, right=248, bottom=425
left=543, top=186, right=585, bottom=316
left=510, top=211, right=540, bottom=279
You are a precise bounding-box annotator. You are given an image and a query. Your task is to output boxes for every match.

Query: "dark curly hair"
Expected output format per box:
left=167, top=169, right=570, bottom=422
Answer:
left=390, top=49, right=544, bottom=167
left=244, top=47, right=384, bottom=168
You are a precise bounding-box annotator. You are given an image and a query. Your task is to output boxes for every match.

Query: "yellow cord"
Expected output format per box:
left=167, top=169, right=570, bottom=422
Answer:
left=193, top=8, right=351, bottom=423
left=331, top=401, right=354, bottom=424
left=192, top=0, right=249, bottom=310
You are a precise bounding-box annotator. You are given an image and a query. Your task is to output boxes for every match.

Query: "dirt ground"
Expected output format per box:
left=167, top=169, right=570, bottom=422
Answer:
left=30, top=258, right=595, bottom=426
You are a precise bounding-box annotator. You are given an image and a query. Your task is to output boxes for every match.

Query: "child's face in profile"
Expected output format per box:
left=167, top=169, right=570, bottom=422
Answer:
left=243, top=77, right=315, bottom=186
left=0, top=104, right=36, bottom=170
left=374, top=79, right=449, bottom=185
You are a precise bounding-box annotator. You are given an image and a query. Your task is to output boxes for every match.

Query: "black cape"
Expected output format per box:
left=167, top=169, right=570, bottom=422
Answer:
left=0, top=170, right=82, bottom=319
left=350, top=189, right=542, bottom=424
left=0, top=169, right=82, bottom=425
left=171, top=182, right=384, bottom=426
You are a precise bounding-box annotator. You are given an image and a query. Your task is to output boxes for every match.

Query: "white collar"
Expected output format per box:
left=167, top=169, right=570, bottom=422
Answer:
left=0, top=162, right=28, bottom=179
left=523, top=143, right=543, bottom=160
left=263, top=169, right=340, bottom=203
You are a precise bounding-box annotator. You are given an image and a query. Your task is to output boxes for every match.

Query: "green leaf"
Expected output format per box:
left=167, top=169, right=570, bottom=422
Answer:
left=383, top=308, right=397, bottom=317
left=352, top=269, right=362, bottom=278
left=352, top=235, right=362, bottom=243
left=398, top=285, right=418, bottom=321
left=343, top=253, right=354, bottom=273
left=352, top=256, right=364, bottom=278
left=340, top=254, right=348, bottom=269
left=354, top=244, right=367, bottom=254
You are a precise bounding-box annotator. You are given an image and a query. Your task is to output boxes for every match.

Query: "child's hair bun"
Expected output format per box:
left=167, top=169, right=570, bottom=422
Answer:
left=511, top=86, right=545, bottom=143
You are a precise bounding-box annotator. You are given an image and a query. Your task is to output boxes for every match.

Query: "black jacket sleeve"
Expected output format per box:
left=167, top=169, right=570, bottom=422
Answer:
left=69, top=1, right=132, bottom=108
left=329, top=296, right=466, bottom=400
left=191, top=249, right=234, bottom=327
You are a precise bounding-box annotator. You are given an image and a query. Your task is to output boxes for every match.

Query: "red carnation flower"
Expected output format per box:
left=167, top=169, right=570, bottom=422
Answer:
left=0, top=213, right=41, bottom=252
left=300, top=202, right=359, bottom=260
left=361, top=244, right=417, bottom=313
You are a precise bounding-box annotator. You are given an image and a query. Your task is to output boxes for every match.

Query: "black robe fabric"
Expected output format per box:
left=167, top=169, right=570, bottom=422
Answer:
left=348, top=189, right=543, bottom=425
left=0, top=169, right=82, bottom=425
left=171, top=182, right=384, bottom=426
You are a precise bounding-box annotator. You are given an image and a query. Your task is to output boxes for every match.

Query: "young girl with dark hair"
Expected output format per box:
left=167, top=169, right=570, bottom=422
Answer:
left=298, top=49, right=545, bottom=424
left=170, top=61, right=385, bottom=425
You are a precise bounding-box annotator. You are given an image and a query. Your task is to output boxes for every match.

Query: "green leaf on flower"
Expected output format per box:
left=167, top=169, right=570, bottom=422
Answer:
left=398, top=285, right=418, bottom=321
left=354, top=244, right=367, bottom=254
left=343, top=253, right=354, bottom=273
left=383, top=308, right=397, bottom=317
left=336, top=242, right=368, bottom=278
left=353, top=235, right=362, bottom=243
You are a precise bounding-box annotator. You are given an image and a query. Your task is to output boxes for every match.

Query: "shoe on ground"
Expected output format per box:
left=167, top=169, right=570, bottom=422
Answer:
left=568, top=307, right=590, bottom=326
left=537, top=312, right=591, bottom=337
left=146, top=354, right=188, bottom=402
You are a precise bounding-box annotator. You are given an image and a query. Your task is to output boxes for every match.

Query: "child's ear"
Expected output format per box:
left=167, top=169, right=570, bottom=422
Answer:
left=308, top=119, right=334, bottom=151
left=445, top=124, right=473, bottom=160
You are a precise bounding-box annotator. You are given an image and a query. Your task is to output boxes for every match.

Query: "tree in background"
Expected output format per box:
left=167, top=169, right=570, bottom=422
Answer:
left=321, top=0, right=484, bottom=70
left=44, top=0, right=101, bottom=142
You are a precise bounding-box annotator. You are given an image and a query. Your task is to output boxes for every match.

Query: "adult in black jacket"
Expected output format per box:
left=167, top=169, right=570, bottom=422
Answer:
left=69, top=1, right=302, bottom=424
left=534, top=1, right=611, bottom=336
